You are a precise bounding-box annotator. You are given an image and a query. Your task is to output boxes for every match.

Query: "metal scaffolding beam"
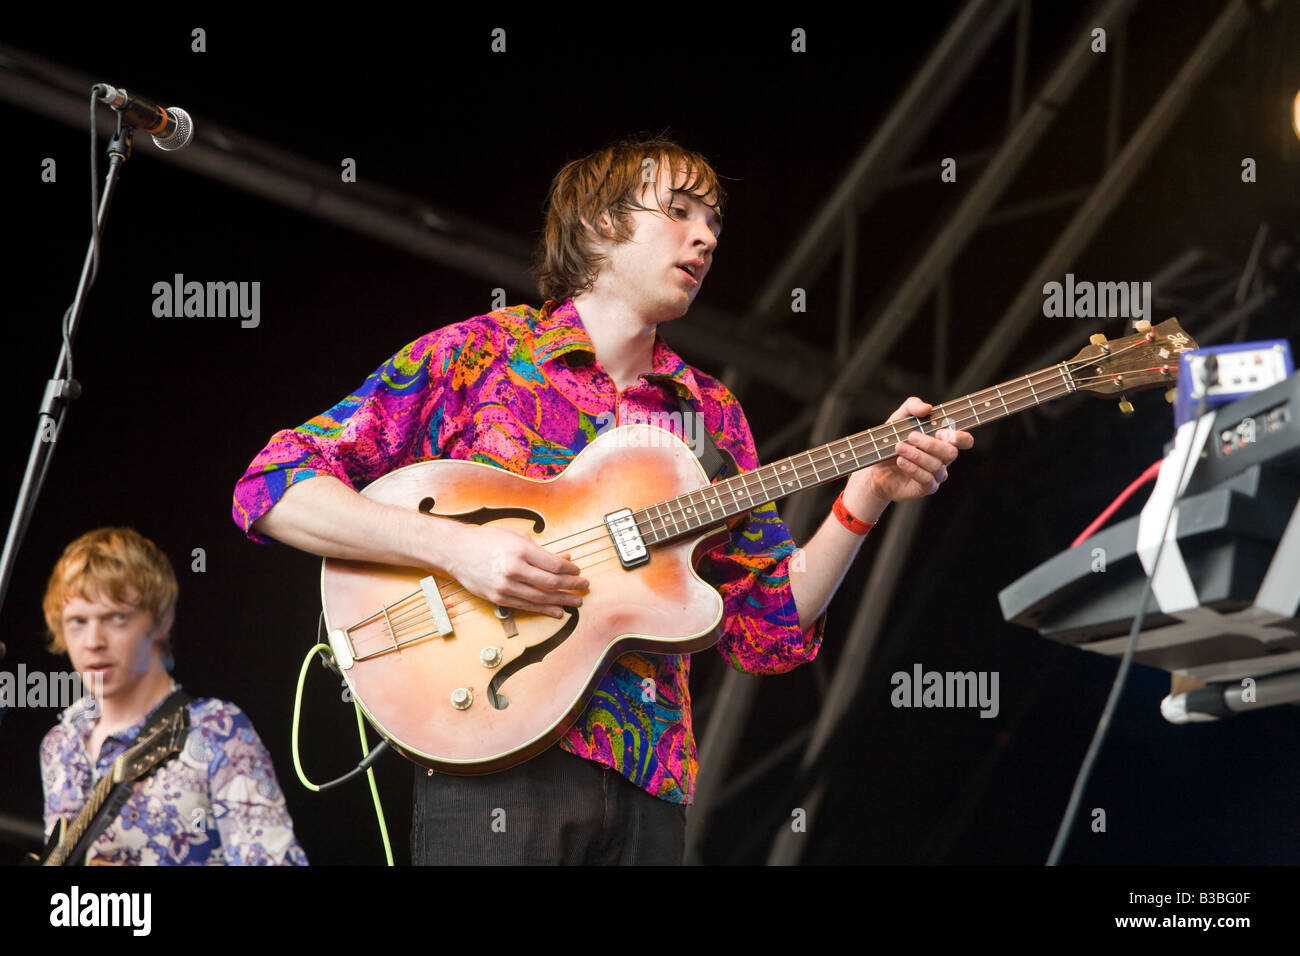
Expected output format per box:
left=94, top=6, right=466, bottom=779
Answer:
left=764, top=0, right=1271, bottom=867
left=825, top=0, right=1141, bottom=406
left=0, top=45, right=847, bottom=404
left=766, top=499, right=931, bottom=864
left=747, top=0, right=1020, bottom=327
left=954, top=0, right=1266, bottom=397
left=688, top=0, right=1142, bottom=863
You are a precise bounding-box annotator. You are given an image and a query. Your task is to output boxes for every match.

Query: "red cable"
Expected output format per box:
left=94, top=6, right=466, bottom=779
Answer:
left=1071, top=459, right=1164, bottom=548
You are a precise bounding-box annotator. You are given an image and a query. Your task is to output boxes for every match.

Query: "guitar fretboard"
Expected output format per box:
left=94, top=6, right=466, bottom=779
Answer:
left=635, top=361, right=1078, bottom=545
left=45, top=767, right=117, bottom=867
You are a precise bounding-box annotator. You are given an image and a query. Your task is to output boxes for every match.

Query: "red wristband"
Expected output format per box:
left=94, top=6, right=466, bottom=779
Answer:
left=833, top=491, right=875, bottom=535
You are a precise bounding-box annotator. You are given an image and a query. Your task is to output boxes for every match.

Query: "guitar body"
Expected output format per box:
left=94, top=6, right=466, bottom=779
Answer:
left=322, top=424, right=730, bottom=774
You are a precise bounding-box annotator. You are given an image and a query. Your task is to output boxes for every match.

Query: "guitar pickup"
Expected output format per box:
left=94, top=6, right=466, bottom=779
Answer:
left=605, top=509, right=649, bottom=569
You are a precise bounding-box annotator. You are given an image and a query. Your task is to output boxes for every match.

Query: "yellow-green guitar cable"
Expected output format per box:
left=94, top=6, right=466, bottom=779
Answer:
left=292, top=643, right=394, bottom=865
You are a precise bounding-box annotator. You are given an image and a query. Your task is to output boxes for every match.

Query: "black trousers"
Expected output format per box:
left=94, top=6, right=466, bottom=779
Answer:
left=410, top=746, right=687, bottom=865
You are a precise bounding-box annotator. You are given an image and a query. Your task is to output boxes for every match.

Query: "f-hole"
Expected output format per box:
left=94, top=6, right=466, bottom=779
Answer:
left=486, top=610, right=579, bottom=710
left=418, top=497, right=545, bottom=534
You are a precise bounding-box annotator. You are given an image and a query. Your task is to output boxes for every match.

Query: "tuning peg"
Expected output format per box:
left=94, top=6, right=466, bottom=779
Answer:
left=1118, top=398, right=1134, bottom=415
left=1089, top=333, right=1108, bottom=346
left=1134, top=319, right=1152, bottom=332
left=1165, top=389, right=1175, bottom=404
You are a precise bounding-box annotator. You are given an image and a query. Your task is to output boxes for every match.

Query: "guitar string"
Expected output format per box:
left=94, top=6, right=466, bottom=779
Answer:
left=362, top=359, right=1170, bottom=650
left=434, top=338, right=1161, bottom=567
left=518, top=340, right=1165, bottom=557
left=357, top=356, right=1172, bottom=649
left=481, top=368, right=1074, bottom=563
left=424, top=352, right=1158, bottom=601
left=352, top=352, right=1173, bottom=652
left=358, top=377, right=1159, bottom=655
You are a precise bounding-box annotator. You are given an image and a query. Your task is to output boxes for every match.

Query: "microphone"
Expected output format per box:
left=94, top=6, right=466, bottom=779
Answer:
left=93, top=84, right=194, bottom=151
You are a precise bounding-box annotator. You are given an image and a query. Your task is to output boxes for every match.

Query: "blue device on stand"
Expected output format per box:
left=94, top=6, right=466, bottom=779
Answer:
left=1173, top=340, right=1293, bottom=427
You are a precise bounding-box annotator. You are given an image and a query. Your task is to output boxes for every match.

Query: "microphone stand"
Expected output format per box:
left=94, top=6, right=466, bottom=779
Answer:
left=0, top=107, right=134, bottom=656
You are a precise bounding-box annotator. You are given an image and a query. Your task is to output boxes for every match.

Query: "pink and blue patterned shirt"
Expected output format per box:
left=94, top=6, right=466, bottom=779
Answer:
left=41, top=691, right=308, bottom=865
left=232, top=299, right=825, bottom=803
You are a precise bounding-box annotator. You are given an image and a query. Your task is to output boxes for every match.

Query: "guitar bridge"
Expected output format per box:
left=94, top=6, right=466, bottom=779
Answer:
left=420, top=576, right=455, bottom=636
left=334, top=575, right=456, bottom=666
left=605, top=508, right=649, bottom=569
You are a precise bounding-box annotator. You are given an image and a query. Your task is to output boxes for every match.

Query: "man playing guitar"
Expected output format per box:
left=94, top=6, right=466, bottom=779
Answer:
left=232, top=137, right=973, bottom=864
left=39, top=527, right=308, bottom=865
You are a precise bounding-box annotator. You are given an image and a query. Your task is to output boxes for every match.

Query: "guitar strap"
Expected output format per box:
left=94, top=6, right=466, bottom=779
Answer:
left=675, top=393, right=734, bottom=482
left=68, top=688, right=192, bottom=865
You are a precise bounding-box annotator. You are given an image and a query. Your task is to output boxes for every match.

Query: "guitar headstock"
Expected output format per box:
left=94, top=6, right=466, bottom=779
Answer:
left=116, top=709, right=189, bottom=782
left=1067, top=317, right=1198, bottom=397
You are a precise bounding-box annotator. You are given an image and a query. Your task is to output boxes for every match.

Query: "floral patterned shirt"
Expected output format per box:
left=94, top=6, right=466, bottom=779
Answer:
left=232, top=299, right=825, bottom=804
left=40, top=690, right=308, bottom=865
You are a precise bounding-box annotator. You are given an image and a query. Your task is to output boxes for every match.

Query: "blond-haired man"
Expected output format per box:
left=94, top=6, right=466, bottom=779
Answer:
left=40, top=527, right=307, bottom=865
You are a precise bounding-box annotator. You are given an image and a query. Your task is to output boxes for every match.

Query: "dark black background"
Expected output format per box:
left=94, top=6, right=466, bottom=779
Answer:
left=2, top=3, right=1299, bottom=870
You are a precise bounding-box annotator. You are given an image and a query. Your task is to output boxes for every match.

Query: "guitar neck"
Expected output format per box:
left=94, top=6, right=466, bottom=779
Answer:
left=639, top=361, right=1079, bottom=545
left=35, top=707, right=188, bottom=866
left=45, top=764, right=119, bottom=867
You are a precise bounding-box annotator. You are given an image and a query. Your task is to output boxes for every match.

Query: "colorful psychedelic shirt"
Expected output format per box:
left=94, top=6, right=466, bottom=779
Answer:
left=232, top=299, right=825, bottom=804
left=41, top=689, right=308, bottom=865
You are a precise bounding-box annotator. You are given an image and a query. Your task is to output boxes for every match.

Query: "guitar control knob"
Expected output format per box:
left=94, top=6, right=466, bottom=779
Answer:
left=450, top=688, right=473, bottom=710
left=480, top=646, right=502, bottom=668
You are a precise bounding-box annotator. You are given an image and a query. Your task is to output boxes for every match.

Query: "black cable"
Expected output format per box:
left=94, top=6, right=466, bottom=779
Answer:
left=310, top=614, right=392, bottom=791
left=317, top=739, right=391, bottom=792
left=74, top=86, right=108, bottom=369
left=1045, top=355, right=1218, bottom=865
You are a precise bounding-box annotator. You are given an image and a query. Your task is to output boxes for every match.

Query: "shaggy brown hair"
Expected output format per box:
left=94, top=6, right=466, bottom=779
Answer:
left=43, top=527, right=178, bottom=663
left=532, top=136, right=726, bottom=303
